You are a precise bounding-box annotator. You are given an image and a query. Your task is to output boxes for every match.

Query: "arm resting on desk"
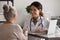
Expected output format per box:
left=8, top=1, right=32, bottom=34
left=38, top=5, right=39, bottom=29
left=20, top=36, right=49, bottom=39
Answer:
left=34, top=29, right=47, bottom=33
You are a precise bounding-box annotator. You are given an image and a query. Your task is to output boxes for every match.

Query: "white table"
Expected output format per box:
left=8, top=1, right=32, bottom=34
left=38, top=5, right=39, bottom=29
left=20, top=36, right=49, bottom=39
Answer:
left=28, top=32, right=60, bottom=40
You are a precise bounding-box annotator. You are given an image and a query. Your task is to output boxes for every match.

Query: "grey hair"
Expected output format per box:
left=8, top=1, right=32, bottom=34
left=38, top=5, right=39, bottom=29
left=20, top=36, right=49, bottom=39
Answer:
left=3, top=4, right=17, bottom=21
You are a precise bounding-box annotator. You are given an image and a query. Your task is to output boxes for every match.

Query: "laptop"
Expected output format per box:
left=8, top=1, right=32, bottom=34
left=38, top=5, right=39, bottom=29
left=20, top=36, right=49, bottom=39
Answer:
left=47, top=20, right=57, bottom=35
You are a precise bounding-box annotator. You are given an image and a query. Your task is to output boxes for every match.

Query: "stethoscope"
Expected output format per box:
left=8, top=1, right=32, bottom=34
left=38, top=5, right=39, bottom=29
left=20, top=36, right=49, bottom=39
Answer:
left=30, top=16, right=43, bottom=31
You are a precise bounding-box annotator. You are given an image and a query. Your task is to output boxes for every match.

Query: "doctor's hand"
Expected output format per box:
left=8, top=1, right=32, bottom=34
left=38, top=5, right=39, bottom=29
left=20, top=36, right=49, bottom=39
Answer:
left=34, top=29, right=47, bottom=33
left=34, top=29, right=41, bottom=33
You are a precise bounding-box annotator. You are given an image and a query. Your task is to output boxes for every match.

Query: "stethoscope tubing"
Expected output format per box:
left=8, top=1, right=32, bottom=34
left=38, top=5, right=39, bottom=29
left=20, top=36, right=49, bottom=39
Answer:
left=30, top=16, right=43, bottom=31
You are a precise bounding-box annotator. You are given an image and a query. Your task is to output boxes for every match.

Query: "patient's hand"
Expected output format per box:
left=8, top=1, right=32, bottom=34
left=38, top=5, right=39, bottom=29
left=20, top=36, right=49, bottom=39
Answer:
left=23, top=28, right=28, bottom=36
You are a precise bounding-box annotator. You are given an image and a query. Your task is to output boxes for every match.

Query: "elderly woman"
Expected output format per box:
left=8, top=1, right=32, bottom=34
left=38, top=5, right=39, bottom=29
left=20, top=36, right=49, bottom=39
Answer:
left=0, top=4, right=27, bottom=40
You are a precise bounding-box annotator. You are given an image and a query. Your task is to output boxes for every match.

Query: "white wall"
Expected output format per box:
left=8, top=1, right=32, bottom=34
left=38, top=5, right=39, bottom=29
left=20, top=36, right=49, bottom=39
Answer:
left=14, top=0, right=60, bottom=26
left=0, top=0, right=60, bottom=26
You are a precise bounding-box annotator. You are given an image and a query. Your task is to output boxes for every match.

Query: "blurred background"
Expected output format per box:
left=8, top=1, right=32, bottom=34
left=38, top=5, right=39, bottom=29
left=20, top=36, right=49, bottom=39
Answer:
left=0, top=0, right=60, bottom=27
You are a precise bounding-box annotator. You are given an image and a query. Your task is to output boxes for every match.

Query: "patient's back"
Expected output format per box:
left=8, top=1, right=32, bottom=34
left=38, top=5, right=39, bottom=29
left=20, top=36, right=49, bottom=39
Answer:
left=0, top=23, right=24, bottom=40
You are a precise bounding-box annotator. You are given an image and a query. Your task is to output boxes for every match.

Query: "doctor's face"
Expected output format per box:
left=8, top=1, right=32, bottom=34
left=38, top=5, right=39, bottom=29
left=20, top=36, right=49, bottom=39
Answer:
left=30, top=5, right=40, bottom=18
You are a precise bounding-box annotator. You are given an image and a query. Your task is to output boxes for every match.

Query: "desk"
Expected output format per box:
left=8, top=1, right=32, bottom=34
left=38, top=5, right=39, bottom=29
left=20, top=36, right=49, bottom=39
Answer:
left=29, top=32, right=60, bottom=40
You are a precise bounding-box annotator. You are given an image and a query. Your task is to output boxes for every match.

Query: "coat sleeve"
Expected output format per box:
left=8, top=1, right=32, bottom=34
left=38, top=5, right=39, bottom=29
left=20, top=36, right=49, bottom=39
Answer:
left=23, top=20, right=28, bottom=30
left=43, top=18, right=49, bottom=30
left=23, top=18, right=30, bottom=32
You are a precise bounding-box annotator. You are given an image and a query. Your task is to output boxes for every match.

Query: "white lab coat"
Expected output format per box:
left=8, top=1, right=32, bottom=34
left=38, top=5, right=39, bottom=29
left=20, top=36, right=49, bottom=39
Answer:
left=23, top=16, right=60, bottom=40
left=24, top=16, right=49, bottom=32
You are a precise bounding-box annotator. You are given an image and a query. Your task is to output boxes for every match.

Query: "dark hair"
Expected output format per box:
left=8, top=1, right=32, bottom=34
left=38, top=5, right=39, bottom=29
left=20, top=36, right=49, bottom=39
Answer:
left=30, top=1, right=42, bottom=10
left=30, top=1, right=43, bottom=16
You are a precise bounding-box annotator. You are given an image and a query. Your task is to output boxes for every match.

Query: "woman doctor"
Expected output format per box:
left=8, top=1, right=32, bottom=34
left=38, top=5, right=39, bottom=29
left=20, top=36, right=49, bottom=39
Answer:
left=23, top=1, right=49, bottom=40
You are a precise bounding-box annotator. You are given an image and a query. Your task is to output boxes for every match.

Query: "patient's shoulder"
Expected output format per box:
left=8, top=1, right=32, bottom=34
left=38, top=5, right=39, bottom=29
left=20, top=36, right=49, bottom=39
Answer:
left=12, top=24, right=22, bottom=29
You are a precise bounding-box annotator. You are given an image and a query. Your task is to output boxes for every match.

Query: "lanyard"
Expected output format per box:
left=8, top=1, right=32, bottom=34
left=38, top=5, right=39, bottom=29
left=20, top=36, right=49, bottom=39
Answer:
left=30, top=16, right=43, bottom=31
